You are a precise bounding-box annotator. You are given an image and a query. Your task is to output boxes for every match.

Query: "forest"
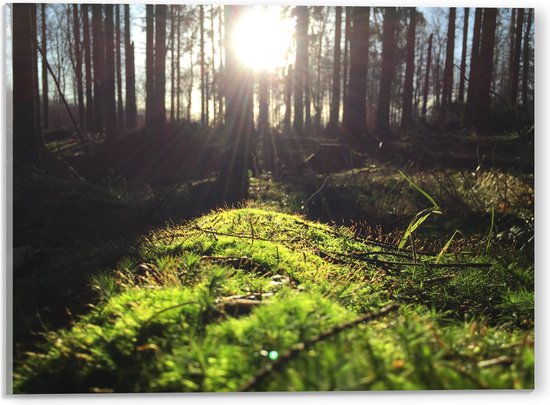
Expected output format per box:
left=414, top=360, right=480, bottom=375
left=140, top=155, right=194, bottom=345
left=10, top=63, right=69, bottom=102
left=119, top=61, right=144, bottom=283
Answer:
left=9, top=3, right=534, bottom=393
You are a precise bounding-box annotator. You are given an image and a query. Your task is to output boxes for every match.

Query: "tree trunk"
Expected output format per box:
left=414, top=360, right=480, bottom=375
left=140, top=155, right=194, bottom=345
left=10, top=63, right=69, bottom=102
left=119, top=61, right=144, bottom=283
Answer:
left=375, top=7, right=398, bottom=138
left=72, top=5, right=85, bottom=130
left=258, top=69, right=269, bottom=134
left=342, top=7, right=351, bottom=117
left=421, top=34, right=433, bottom=120
left=458, top=7, right=469, bottom=103
left=145, top=5, right=155, bottom=131
left=522, top=8, right=533, bottom=113
left=401, top=7, right=416, bottom=130
left=124, top=5, right=137, bottom=131
left=82, top=4, right=93, bottom=132
left=115, top=5, right=124, bottom=129
left=510, top=8, right=524, bottom=105
left=176, top=6, right=181, bottom=121
left=328, top=6, right=342, bottom=132
left=200, top=5, right=206, bottom=125
left=219, top=5, right=254, bottom=204
left=284, top=65, right=293, bottom=131
left=103, top=5, right=118, bottom=140
left=169, top=6, right=175, bottom=122
left=40, top=3, right=48, bottom=130
left=473, top=8, right=497, bottom=131
left=210, top=5, right=217, bottom=124
left=13, top=3, right=40, bottom=161
left=91, top=4, right=104, bottom=133
left=508, top=9, right=516, bottom=94
left=342, top=7, right=370, bottom=143
left=293, top=6, right=308, bottom=135
left=154, top=4, right=167, bottom=130
left=304, top=9, right=311, bottom=135
left=440, top=7, right=456, bottom=121
left=464, top=8, right=483, bottom=126
left=218, top=5, right=224, bottom=123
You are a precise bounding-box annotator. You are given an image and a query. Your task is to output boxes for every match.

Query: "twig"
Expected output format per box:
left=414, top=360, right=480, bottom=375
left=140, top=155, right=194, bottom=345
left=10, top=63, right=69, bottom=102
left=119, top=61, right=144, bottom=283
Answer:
left=240, top=302, right=400, bottom=391
left=302, top=176, right=329, bottom=210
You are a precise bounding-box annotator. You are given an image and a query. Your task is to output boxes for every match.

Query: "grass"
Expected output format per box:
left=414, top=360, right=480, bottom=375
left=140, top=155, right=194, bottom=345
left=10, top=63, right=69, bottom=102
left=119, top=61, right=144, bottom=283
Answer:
left=13, top=207, right=534, bottom=393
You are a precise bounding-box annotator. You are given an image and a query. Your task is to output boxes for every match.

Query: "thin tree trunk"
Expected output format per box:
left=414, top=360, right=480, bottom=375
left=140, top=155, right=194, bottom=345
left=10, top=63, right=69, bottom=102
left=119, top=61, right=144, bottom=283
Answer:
left=342, top=7, right=351, bottom=117
left=176, top=6, right=181, bottom=121
left=293, top=6, right=308, bottom=135
left=284, top=64, right=293, bottom=130
left=72, top=5, right=85, bottom=130
left=103, top=5, right=118, bottom=140
left=115, top=5, right=124, bottom=129
left=124, top=4, right=137, bottom=131
left=522, top=8, right=533, bottom=113
left=210, top=5, right=217, bottom=124
left=170, top=6, right=175, bottom=121
left=218, top=5, right=224, bottom=123
left=508, top=9, right=516, bottom=93
left=458, top=8, right=469, bottom=103
left=145, top=5, right=155, bottom=131
left=91, top=4, right=104, bottom=133
left=464, top=8, right=483, bottom=126
left=328, top=6, right=342, bottom=131
left=421, top=33, right=433, bottom=120
left=154, top=4, right=167, bottom=129
left=510, top=8, right=524, bottom=105
left=401, top=7, right=416, bottom=130
left=440, top=7, right=456, bottom=121
left=82, top=4, right=93, bottom=132
left=200, top=5, right=206, bottom=125
left=375, top=7, right=398, bottom=137
left=40, top=3, right=48, bottom=130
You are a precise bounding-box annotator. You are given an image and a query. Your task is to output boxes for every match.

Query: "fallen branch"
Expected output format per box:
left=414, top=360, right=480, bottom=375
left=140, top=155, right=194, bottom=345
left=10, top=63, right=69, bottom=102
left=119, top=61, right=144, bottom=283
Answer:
left=240, top=302, right=400, bottom=391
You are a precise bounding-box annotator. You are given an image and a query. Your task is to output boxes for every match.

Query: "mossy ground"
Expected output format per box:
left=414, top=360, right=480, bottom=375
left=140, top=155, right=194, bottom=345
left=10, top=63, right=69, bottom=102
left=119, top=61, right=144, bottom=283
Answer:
left=13, top=206, right=534, bottom=392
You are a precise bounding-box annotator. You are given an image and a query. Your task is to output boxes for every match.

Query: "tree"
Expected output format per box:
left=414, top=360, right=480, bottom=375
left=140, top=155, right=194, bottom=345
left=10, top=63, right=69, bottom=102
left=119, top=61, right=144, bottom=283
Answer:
left=124, top=4, right=137, bottom=130
left=258, top=69, right=269, bottom=134
left=283, top=64, right=293, bottom=130
left=342, top=7, right=370, bottom=143
left=72, top=5, right=85, bottom=130
left=145, top=5, right=155, bottom=131
left=401, top=7, right=416, bottom=130
left=440, top=7, right=456, bottom=120
left=473, top=8, right=497, bottom=131
left=293, top=6, right=308, bottom=135
left=464, top=8, right=483, bottom=126
left=509, top=8, right=524, bottom=105
left=154, top=5, right=167, bottom=129
left=200, top=5, right=206, bottom=125
left=219, top=5, right=254, bottom=203
left=342, top=7, right=351, bottom=116
left=328, top=6, right=342, bottom=132
left=40, top=3, right=48, bottom=130
left=13, top=3, right=40, bottom=161
left=375, top=7, right=398, bottom=138
left=522, top=8, right=533, bottom=113
left=91, top=4, right=104, bottom=133
left=458, top=8, right=469, bottom=103
left=115, top=5, right=124, bottom=129
left=82, top=4, right=93, bottom=132
left=421, top=33, right=434, bottom=120
left=103, top=4, right=118, bottom=140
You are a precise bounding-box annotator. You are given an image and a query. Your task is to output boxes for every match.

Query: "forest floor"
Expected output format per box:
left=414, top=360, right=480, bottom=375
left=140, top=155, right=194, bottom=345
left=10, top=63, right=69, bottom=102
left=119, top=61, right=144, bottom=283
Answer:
left=11, top=125, right=534, bottom=392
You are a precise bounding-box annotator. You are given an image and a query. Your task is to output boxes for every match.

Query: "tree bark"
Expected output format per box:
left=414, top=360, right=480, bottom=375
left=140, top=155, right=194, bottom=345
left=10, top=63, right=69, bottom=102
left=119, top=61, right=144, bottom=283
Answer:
left=13, top=3, right=40, bottom=161
left=200, top=5, right=206, bottom=125
left=154, top=4, right=167, bottom=130
left=328, top=6, right=342, bottom=132
left=464, top=8, right=483, bottom=126
left=124, top=4, right=137, bottom=131
left=176, top=6, right=181, bottom=121
left=103, top=4, right=118, bottom=140
left=458, top=8, right=469, bottom=103
left=401, top=7, right=416, bottom=130
left=421, top=33, right=433, bottom=120
left=115, top=5, right=124, bottom=129
left=510, top=8, right=524, bottom=105
left=91, top=4, right=104, bottom=133
left=342, top=7, right=370, bottom=143
left=293, top=6, right=308, bottom=135
left=440, top=7, right=456, bottom=121
left=522, top=8, right=533, bottom=113
left=82, top=4, right=93, bottom=132
left=283, top=65, right=293, bottom=131
left=72, top=5, right=85, bottom=130
left=375, top=7, right=398, bottom=138
left=342, top=7, right=351, bottom=117
left=170, top=6, right=175, bottom=122
left=145, top=4, right=155, bottom=131
left=40, top=3, right=48, bottom=130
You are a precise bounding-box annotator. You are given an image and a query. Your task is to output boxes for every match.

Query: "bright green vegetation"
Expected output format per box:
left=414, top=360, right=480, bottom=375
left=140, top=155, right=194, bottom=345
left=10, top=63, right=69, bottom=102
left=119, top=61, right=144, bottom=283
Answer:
left=14, top=208, right=534, bottom=393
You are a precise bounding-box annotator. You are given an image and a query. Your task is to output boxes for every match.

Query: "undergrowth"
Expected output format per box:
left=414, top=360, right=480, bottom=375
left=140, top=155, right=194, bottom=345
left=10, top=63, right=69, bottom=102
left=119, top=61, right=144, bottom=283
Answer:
left=13, top=208, right=534, bottom=393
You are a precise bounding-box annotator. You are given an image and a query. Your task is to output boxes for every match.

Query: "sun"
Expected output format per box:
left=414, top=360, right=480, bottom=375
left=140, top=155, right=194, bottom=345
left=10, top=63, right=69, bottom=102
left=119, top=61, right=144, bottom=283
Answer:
left=233, top=6, right=294, bottom=72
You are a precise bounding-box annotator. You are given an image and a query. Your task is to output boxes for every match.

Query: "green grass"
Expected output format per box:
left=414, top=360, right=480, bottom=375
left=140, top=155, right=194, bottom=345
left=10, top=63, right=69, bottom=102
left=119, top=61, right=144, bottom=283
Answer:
left=13, top=207, right=534, bottom=393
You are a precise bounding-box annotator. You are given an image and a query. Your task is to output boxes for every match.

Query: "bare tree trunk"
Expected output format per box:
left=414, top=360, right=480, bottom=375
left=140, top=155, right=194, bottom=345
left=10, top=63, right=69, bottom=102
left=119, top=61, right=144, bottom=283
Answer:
left=218, top=5, right=224, bottom=123
left=176, top=6, right=181, bottom=121
left=124, top=4, right=137, bottom=130
left=510, top=8, right=524, bottom=105
left=343, top=7, right=370, bottom=143
left=440, top=7, right=456, bottom=121
left=210, top=5, right=217, bottom=124
left=103, top=4, right=118, bottom=140
left=145, top=5, right=155, bottom=131
left=328, top=6, right=342, bottom=132
left=508, top=9, right=516, bottom=93
left=283, top=65, right=293, bottom=131
left=91, top=4, right=104, bottom=133
left=258, top=69, right=269, bottom=134
left=522, top=8, right=533, bottom=113
left=464, top=8, right=483, bottom=126
left=401, top=7, right=416, bottom=130
left=375, top=7, right=398, bottom=138
left=421, top=33, right=433, bottom=120
left=13, top=3, right=40, bottom=161
left=115, top=5, right=124, bottom=129
left=200, top=5, right=206, bottom=125
left=72, top=5, right=85, bottom=130
left=40, top=3, right=48, bottom=130
left=82, top=4, right=93, bottom=132
left=342, top=7, right=351, bottom=117
left=170, top=6, right=175, bottom=122
left=154, top=4, right=167, bottom=129
left=458, top=7, right=469, bottom=103
left=293, top=6, right=308, bottom=135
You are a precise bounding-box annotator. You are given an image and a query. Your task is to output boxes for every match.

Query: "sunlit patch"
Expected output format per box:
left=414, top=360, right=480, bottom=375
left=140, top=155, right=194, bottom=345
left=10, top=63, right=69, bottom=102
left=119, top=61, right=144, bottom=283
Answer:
left=233, top=6, right=294, bottom=71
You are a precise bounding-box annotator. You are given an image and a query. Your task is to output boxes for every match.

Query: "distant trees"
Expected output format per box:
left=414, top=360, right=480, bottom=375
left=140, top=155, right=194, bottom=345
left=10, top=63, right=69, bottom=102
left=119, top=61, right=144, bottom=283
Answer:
left=124, top=4, right=137, bottom=130
left=103, top=5, right=118, bottom=140
left=293, top=6, right=309, bottom=135
left=328, top=6, right=342, bottom=132
left=401, top=7, right=416, bottom=130
left=440, top=7, right=456, bottom=121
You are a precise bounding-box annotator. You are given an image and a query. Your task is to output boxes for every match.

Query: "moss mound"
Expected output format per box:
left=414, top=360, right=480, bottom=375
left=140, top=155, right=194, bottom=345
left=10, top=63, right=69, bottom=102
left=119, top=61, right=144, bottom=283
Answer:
left=14, top=208, right=534, bottom=393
